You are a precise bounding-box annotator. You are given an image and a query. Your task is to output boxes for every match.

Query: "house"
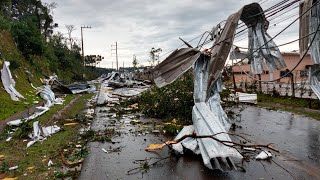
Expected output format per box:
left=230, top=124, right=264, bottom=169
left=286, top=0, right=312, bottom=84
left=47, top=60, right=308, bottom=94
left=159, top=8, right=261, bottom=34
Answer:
left=231, top=52, right=312, bottom=84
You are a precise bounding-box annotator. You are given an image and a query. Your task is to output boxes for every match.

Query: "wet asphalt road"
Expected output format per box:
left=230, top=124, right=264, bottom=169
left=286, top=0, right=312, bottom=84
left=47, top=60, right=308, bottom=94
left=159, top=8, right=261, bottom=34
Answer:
left=79, top=101, right=320, bottom=179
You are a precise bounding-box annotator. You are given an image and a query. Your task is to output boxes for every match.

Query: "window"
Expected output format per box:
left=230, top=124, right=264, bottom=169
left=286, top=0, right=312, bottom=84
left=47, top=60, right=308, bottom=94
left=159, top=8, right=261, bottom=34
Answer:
left=300, top=70, right=308, bottom=77
left=305, top=65, right=312, bottom=70
left=280, top=71, right=291, bottom=77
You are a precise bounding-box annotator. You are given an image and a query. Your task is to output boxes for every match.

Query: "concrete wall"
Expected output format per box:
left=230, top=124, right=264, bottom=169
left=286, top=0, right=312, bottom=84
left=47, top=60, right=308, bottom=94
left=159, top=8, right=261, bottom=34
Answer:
left=232, top=52, right=313, bottom=83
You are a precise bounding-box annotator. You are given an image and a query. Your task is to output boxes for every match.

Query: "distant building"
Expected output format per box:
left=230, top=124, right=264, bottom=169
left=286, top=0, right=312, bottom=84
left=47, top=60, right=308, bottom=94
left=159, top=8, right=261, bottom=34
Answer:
left=232, top=52, right=312, bottom=84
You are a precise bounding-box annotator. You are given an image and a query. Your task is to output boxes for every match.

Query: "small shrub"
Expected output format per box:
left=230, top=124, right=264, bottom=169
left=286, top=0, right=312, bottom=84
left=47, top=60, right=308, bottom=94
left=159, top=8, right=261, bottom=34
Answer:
left=0, top=16, right=10, bottom=30
left=138, top=71, right=194, bottom=124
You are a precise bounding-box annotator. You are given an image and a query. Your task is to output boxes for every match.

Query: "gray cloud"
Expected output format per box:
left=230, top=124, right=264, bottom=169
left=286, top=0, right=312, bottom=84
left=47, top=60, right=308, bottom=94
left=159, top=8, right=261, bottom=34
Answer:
left=43, top=0, right=301, bottom=68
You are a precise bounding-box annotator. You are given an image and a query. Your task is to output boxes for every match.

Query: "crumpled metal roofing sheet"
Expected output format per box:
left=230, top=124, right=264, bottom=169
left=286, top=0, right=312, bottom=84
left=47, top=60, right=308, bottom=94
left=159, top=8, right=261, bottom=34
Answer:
left=309, top=65, right=320, bottom=99
left=1, top=61, right=25, bottom=101
left=299, top=0, right=320, bottom=64
left=154, top=2, right=286, bottom=171
left=153, top=48, right=201, bottom=88
left=310, top=0, right=320, bottom=64
left=299, top=0, right=312, bottom=58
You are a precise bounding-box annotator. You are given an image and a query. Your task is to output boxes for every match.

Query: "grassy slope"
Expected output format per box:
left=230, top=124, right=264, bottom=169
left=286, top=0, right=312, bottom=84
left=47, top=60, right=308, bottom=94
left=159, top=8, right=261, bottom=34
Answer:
left=0, top=93, right=94, bottom=179
left=0, top=30, right=45, bottom=120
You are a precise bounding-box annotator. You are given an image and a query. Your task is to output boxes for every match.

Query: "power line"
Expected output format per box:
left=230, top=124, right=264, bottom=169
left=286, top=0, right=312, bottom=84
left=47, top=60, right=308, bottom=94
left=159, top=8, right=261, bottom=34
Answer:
left=160, top=0, right=300, bottom=60
left=233, top=0, right=300, bottom=42
left=231, top=0, right=319, bottom=67
left=233, top=10, right=299, bottom=43
left=235, top=30, right=316, bottom=49
left=229, top=1, right=320, bottom=82
left=235, top=23, right=319, bottom=82
left=203, top=0, right=304, bottom=50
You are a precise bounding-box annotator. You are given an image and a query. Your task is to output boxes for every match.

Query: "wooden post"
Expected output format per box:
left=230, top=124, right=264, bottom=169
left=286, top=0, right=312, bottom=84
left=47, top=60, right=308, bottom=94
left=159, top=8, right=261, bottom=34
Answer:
left=291, top=75, right=295, bottom=97
left=258, top=74, right=262, bottom=92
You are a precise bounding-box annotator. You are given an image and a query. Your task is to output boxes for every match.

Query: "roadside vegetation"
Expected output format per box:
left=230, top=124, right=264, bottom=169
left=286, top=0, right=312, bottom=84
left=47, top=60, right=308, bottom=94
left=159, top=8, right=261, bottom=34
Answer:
left=257, top=93, right=320, bottom=120
left=0, top=93, right=94, bottom=179
left=0, top=1, right=111, bottom=121
left=137, top=71, right=194, bottom=125
left=134, top=71, right=320, bottom=129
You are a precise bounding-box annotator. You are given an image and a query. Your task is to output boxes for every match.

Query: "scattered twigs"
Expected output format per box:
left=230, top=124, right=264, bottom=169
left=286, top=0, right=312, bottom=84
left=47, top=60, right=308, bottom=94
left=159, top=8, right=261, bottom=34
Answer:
left=145, top=132, right=279, bottom=153
left=127, top=156, right=170, bottom=175
left=271, top=159, right=296, bottom=180
left=259, top=161, right=267, bottom=172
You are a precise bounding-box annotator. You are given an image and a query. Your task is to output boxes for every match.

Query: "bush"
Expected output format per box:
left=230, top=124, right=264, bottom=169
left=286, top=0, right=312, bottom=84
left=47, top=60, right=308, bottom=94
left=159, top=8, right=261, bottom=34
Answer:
left=138, top=71, right=194, bottom=124
left=0, top=16, right=10, bottom=30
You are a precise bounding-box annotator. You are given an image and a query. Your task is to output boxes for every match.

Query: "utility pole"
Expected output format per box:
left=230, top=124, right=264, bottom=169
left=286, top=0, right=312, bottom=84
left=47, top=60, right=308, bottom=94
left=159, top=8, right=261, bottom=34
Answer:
left=81, top=26, right=91, bottom=66
left=111, top=42, right=118, bottom=72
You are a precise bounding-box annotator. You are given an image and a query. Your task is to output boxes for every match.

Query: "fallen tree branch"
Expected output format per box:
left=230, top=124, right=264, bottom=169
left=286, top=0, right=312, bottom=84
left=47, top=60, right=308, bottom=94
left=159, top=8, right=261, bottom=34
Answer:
left=145, top=132, right=279, bottom=153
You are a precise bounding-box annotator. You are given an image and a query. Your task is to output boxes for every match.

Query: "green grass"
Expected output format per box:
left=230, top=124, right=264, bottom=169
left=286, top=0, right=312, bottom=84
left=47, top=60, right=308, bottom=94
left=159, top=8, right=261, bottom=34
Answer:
left=257, top=93, right=320, bottom=120
left=0, top=93, right=95, bottom=179
left=0, top=30, right=43, bottom=121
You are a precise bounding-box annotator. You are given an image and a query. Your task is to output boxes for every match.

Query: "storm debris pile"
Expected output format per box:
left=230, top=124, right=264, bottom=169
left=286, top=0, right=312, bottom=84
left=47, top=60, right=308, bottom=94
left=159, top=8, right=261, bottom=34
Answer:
left=149, top=2, right=284, bottom=171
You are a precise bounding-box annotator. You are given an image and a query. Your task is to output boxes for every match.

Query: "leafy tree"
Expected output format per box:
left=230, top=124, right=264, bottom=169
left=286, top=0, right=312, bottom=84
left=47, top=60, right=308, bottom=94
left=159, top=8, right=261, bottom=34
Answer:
left=11, top=0, right=58, bottom=38
left=11, top=21, right=44, bottom=58
left=0, top=0, right=12, bottom=18
left=132, top=54, right=138, bottom=69
left=85, top=55, right=103, bottom=67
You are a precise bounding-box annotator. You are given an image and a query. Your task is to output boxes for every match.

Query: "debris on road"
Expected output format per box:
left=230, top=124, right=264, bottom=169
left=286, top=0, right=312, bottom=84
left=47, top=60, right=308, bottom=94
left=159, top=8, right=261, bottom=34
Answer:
left=149, top=2, right=285, bottom=171
left=102, top=148, right=108, bottom=153
left=66, top=82, right=96, bottom=94
left=256, top=151, right=272, bottom=160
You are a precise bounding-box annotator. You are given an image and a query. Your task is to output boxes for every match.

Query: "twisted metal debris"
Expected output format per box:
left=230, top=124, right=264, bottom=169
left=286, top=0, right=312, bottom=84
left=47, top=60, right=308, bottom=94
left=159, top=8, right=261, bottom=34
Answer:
left=151, top=2, right=284, bottom=171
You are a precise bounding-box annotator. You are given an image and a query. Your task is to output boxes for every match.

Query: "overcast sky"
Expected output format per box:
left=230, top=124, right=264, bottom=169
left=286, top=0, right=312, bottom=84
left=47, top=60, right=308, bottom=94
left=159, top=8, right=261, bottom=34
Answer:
left=42, top=0, right=300, bottom=68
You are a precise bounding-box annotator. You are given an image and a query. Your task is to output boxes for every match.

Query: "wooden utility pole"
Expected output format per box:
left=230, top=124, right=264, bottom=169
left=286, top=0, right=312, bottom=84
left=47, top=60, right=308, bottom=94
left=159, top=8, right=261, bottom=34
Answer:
left=80, top=26, right=91, bottom=66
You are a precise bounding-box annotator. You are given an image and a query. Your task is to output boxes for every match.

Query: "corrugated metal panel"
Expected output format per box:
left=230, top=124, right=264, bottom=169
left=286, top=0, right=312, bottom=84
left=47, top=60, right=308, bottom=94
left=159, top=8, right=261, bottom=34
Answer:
left=310, top=0, right=320, bottom=64
left=154, top=2, right=288, bottom=171
left=299, top=0, right=312, bottom=57
left=193, top=102, right=242, bottom=170
left=247, top=22, right=286, bottom=74
left=153, top=48, right=201, bottom=88
left=1, top=61, right=25, bottom=101
left=309, top=65, right=320, bottom=99
left=187, top=53, right=242, bottom=170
